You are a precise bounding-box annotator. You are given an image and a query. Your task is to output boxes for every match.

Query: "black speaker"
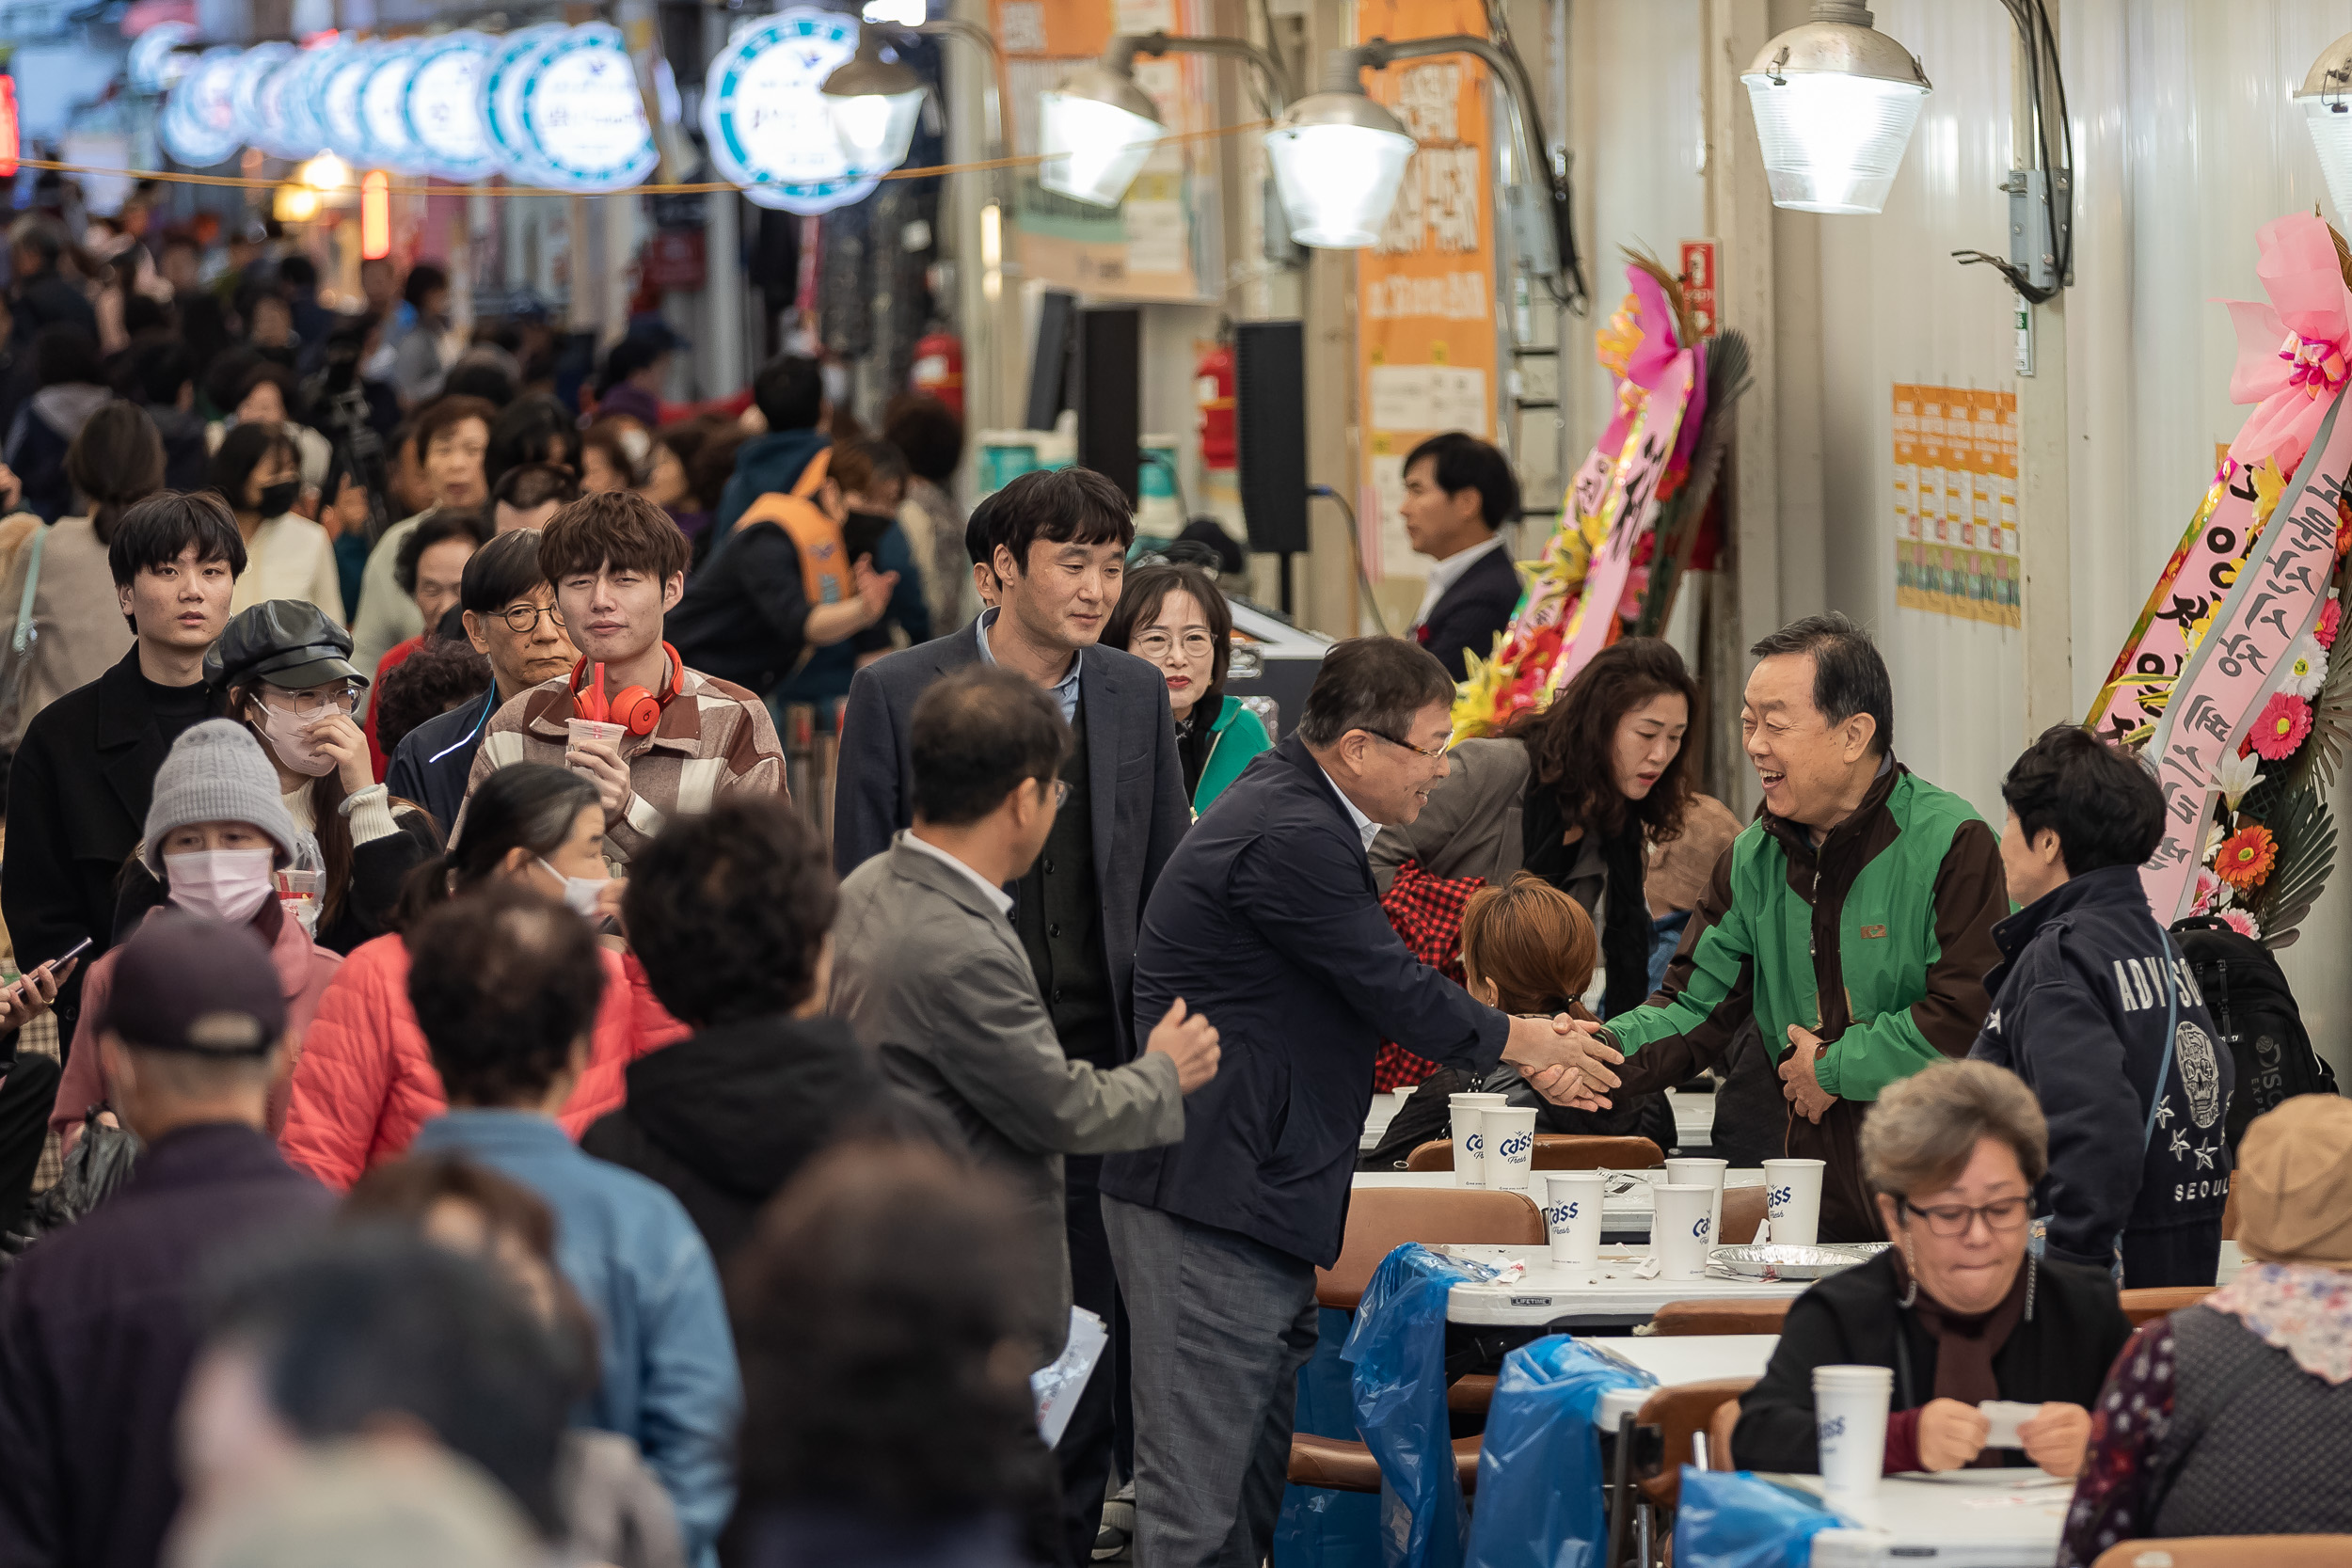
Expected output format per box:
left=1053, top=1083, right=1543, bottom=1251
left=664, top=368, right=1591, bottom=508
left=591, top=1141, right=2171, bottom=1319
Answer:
left=1235, top=320, right=1309, bottom=554
left=1074, top=306, right=1142, bottom=503
left=1024, top=290, right=1078, bottom=431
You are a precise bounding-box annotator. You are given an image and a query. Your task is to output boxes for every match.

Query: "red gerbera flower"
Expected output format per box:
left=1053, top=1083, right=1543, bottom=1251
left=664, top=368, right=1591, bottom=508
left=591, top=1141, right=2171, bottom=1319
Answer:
left=2216, top=823, right=2278, bottom=889
left=2249, top=690, right=2314, bottom=760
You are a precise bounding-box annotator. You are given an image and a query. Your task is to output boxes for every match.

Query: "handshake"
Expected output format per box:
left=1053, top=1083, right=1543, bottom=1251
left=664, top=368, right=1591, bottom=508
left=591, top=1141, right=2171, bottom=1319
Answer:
left=1500, top=1016, right=1626, bottom=1110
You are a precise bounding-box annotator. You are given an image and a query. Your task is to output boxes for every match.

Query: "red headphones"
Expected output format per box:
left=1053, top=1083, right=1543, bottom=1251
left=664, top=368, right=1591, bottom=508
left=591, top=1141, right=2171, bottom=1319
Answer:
left=570, top=643, right=685, bottom=737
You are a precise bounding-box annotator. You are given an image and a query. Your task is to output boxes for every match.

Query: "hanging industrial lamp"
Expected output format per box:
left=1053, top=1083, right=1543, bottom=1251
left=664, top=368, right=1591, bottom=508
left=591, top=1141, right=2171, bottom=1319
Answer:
left=1740, top=0, right=1930, bottom=215
left=819, top=25, right=930, bottom=176
left=1263, top=62, right=1417, bottom=249
left=2300, top=32, right=2352, bottom=221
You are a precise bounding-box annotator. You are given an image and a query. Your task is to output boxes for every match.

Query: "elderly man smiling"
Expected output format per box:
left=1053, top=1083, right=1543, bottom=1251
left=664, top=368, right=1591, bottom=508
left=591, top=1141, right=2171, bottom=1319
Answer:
left=1567, top=612, right=2009, bottom=1241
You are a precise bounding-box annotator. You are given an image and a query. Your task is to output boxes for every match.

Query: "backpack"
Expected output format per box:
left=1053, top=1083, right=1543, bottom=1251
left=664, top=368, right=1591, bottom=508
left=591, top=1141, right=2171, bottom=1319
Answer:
left=2171, top=914, right=2340, bottom=1152
left=731, top=447, right=851, bottom=610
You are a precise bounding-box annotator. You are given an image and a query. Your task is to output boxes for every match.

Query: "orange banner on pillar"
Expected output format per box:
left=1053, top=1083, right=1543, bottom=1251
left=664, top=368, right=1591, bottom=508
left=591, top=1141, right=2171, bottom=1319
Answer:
left=1355, top=0, right=1498, bottom=581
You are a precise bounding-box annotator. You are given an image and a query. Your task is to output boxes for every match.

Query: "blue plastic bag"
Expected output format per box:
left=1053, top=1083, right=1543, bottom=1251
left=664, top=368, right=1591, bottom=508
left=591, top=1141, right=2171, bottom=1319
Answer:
left=1674, top=1468, right=1837, bottom=1568
left=1273, top=1307, right=1382, bottom=1568
left=1460, top=1335, right=1655, bottom=1568
left=1342, top=1244, right=1481, bottom=1568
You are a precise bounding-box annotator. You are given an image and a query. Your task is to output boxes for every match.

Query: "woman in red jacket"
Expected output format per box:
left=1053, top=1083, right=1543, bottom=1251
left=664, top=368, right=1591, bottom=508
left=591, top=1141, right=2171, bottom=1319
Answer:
left=279, top=763, right=684, bottom=1191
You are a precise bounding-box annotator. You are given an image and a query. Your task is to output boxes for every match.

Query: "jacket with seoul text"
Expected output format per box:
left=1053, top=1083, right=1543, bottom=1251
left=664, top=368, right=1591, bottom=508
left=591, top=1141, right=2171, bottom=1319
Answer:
left=1969, top=863, right=2233, bottom=1289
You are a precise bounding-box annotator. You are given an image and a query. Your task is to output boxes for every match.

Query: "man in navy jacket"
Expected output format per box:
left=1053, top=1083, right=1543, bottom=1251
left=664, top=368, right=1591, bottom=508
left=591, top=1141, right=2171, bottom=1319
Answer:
left=1400, top=432, right=1522, bottom=681
left=1101, top=637, right=1613, bottom=1568
left=1970, top=724, right=2233, bottom=1288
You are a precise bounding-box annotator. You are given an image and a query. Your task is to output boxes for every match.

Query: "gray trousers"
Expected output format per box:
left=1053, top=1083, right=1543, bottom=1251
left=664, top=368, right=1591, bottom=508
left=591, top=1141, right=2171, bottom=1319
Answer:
left=1103, top=1195, right=1320, bottom=1568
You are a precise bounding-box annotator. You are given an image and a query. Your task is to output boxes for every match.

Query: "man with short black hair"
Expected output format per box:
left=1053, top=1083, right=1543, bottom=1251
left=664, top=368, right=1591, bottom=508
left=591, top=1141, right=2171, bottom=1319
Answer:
left=832, top=467, right=1193, bottom=1565
left=1102, top=636, right=1595, bottom=1568
left=0, top=915, right=331, bottom=1568
left=4, top=492, right=246, bottom=1043
left=1970, top=725, right=2232, bottom=1288
left=1398, top=430, right=1522, bottom=680
left=713, top=353, right=827, bottom=537
left=491, top=461, right=580, bottom=533
left=831, top=666, right=1216, bottom=1370
left=1568, top=611, right=2010, bottom=1242
left=387, top=529, right=579, bottom=829
left=405, top=885, right=739, bottom=1567
left=8, top=216, right=98, bottom=343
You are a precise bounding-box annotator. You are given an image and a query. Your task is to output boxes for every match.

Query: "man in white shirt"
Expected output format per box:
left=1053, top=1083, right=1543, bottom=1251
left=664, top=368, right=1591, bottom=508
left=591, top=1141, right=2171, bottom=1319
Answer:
left=1399, top=431, right=1523, bottom=681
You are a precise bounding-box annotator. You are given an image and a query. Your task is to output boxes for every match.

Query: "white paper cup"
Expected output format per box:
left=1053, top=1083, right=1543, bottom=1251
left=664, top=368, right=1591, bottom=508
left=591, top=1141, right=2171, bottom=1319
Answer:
left=566, top=717, right=628, bottom=771
left=1544, top=1172, right=1606, bottom=1278
left=1483, top=1107, right=1537, bottom=1192
left=1664, top=1156, right=1728, bottom=1246
left=1813, top=1364, right=1893, bottom=1496
left=1763, top=1157, right=1827, bottom=1246
left=1447, top=1093, right=1508, bottom=1187
left=1651, top=1182, right=1715, bottom=1280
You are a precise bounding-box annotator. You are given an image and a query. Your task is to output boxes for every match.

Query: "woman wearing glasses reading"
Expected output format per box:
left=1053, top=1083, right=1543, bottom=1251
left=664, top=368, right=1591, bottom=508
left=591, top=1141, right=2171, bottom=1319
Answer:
left=1103, top=562, right=1269, bottom=817
left=1728, top=1060, right=2131, bottom=1480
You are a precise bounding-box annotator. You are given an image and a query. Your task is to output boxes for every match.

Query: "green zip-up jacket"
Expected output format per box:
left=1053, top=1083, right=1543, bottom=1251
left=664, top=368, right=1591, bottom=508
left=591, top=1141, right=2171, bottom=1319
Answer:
left=1608, top=758, right=2009, bottom=1240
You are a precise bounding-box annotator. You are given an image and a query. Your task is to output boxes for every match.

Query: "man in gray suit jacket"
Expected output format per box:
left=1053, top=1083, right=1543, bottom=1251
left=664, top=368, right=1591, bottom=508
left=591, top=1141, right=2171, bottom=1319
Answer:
left=832, top=467, right=1192, bottom=1564
left=831, top=665, right=1219, bottom=1370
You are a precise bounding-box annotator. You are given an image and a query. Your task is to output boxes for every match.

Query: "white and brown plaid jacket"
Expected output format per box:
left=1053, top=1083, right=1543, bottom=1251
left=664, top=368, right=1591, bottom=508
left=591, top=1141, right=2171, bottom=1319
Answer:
left=462, top=663, right=787, bottom=865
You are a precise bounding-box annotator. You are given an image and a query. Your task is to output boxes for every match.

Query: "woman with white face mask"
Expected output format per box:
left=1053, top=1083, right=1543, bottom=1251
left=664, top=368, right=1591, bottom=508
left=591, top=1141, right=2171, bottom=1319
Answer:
left=116, top=599, right=442, bottom=958
left=48, top=721, right=344, bottom=1151
left=278, top=763, right=685, bottom=1193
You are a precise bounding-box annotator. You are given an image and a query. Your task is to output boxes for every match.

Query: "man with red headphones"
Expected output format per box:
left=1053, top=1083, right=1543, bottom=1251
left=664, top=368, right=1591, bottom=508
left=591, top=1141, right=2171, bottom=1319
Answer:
left=457, top=491, right=787, bottom=865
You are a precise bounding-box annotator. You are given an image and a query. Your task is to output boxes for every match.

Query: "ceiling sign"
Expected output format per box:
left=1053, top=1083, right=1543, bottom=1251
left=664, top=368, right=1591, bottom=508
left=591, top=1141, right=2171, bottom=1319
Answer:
left=702, top=9, right=880, bottom=215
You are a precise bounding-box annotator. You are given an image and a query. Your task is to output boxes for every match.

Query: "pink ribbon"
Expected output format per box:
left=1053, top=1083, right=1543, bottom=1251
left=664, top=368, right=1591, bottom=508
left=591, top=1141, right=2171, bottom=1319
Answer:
left=2224, top=213, right=2352, bottom=476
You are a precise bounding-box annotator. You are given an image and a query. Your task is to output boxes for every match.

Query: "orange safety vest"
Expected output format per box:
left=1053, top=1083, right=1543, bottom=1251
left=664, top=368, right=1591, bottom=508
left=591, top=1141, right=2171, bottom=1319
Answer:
left=732, top=447, right=852, bottom=607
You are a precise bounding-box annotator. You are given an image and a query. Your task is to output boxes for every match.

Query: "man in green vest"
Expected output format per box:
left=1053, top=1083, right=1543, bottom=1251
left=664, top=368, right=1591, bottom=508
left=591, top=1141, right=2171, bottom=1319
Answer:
left=1564, top=612, right=2009, bottom=1241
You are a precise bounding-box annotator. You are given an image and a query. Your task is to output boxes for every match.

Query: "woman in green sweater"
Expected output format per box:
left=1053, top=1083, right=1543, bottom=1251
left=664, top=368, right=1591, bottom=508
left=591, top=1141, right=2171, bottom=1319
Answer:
left=1105, top=562, right=1270, bottom=817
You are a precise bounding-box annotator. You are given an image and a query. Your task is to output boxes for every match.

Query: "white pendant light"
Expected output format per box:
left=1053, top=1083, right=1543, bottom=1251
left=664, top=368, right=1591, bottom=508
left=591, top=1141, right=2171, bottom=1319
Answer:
left=1037, top=61, right=1167, bottom=206
left=820, top=26, right=929, bottom=176
left=1740, top=1, right=1930, bottom=215
left=1263, top=87, right=1416, bottom=248
left=2299, top=33, right=2352, bottom=221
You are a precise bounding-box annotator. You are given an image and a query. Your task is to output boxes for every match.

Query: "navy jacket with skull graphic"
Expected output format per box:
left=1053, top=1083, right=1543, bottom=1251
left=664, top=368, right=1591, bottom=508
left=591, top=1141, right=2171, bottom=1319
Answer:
left=1970, top=863, right=2233, bottom=1289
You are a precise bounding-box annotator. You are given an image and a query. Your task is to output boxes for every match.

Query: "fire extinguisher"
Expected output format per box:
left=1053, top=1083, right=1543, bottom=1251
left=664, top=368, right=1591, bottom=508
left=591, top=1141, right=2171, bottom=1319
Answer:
left=1196, top=339, right=1236, bottom=471
left=910, top=326, right=964, bottom=419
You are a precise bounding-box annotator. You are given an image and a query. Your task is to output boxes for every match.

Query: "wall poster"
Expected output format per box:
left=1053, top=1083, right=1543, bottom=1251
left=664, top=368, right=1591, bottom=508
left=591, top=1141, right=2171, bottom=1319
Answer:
left=1893, top=383, right=2019, bottom=626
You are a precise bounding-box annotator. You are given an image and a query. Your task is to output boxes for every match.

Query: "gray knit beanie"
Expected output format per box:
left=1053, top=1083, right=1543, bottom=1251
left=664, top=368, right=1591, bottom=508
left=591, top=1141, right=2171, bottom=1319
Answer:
left=140, top=720, right=302, bottom=876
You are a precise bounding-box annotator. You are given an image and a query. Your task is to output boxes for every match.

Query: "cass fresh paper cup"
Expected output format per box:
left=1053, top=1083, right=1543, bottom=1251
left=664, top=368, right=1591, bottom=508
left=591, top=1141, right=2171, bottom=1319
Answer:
left=1447, top=1093, right=1509, bottom=1187
left=1763, top=1157, right=1827, bottom=1246
left=1664, top=1156, right=1728, bottom=1246
left=1813, top=1364, right=1893, bottom=1496
left=1482, top=1107, right=1537, bottom=1192
left=1651, top=1181, right=1715, bottom=1280
left=1544, top=1172, right=1606, bottom=1278
left=566, top=716, right=628, bottom=759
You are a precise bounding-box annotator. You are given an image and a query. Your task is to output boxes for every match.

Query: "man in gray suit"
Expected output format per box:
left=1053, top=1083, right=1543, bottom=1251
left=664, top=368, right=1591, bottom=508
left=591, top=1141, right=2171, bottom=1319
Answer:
left=831, top=664, right=1219, bottom=1372
left=832, top=466, right=1191, bottom=1562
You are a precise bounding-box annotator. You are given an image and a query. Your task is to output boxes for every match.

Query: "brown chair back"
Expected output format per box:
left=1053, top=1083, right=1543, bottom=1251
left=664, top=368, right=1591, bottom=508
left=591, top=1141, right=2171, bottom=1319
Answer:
left=2120, top=1286, right=2214, bottom=1325
left=1632, top=1377, right=1758, bottom=1509
left=1316, top=1186, right=1547, bottom=1309
left=1707, top=1397, right=1740, bottom=1471
left=1402, top=1134, right=1667, bottom=1172
left=1649, top=1298, right=1791, bottom=1337
left=2092, top=1541, right=2352, bottom=1567
left=1720, top=1185, right=1768, bottom=1243
left=1405, top=1139, right=1454, bottom=1172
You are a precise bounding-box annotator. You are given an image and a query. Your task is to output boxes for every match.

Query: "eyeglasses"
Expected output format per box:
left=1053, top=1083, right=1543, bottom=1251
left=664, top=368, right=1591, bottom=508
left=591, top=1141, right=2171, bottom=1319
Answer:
left=1367, top=729, right=1449, bottom=762
left=495, top=602, right=565, bottom=634
left=262, top=684, right=359, bottom=718
left=1898, top=1196, right=2032, bottom=1238
left=1045, top=778, right=1072, bottom=806
left=1134, top=630, right=1216, bottom=660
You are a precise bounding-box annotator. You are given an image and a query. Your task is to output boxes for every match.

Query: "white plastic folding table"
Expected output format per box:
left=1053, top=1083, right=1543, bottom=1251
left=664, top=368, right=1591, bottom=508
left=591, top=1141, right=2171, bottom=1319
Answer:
left=1766, top=1471, right=2074, bottom=1565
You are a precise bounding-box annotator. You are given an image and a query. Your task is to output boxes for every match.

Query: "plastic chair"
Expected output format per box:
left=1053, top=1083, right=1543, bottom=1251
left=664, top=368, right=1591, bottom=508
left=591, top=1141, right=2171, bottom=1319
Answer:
left=1632, top=1377, right=1759, bottom=1512
left=1403, top=1134, right=1665, bottom=1172
left=1720, top=1185, right=1768, bottom=1243
left=2092, top=1541, right=2352, bottom=1567
left=2120, top=1286, right=2214, bottom=1325
left=1285, top=1185, right=1547, bottom=1494
left=1648, top=1298, right=1791, bottom=1337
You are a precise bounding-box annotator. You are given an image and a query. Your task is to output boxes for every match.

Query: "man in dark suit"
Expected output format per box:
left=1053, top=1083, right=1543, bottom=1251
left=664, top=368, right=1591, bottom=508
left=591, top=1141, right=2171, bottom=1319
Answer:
left=1400, top=431, right=1523, bottom=681
left=1100, top=637, right=1617, bottom=1568
left=833, top=465, right=1190, bottom=1566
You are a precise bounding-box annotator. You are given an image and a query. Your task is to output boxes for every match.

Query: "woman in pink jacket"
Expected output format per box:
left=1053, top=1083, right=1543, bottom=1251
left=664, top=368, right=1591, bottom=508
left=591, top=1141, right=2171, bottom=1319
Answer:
left=280, top=762, right=684, bottom=1191
left=52, top=721, right=343, bottom=1147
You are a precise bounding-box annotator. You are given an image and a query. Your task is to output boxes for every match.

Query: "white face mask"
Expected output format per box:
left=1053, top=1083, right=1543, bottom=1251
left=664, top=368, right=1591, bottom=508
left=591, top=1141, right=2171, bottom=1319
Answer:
left=166, top=848, right=278, bottom=926
left=538, top=858, right=610, bottom=919
left=253, top=702, right=336, bottom=777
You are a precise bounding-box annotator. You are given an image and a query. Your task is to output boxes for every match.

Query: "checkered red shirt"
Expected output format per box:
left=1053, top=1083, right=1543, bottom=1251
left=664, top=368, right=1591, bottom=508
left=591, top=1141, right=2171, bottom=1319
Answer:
left=1374, top=859, right=1486, bottom=1090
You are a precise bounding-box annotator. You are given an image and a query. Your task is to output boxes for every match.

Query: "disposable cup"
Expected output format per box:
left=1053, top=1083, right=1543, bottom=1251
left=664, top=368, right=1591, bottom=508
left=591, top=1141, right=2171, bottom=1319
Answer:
left=1482, top=1107, right=1537, bottom=1192
left=1652, top=1182, right=1715, bottom=1280
left=1813, top=1364, right=1893, bottom=1496
left=566, top=717, right=628, bottom=757
left=1447, top=1093, right=1509, bottom=1187
left=1664, top=1156, right=1728, bottom=1246
left=1544, top=1172, right=1606, bottom=1278
left=275, top=867, right=323, bottom=936
left=1763, top=1158, right=1826, bottom=1246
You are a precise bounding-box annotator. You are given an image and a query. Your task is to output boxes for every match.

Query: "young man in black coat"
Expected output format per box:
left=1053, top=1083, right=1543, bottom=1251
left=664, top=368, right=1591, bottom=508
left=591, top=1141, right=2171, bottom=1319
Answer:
left=1398, top=432, right=1522, bottom=682
left=1969, top=725, right=2233, bottom=1288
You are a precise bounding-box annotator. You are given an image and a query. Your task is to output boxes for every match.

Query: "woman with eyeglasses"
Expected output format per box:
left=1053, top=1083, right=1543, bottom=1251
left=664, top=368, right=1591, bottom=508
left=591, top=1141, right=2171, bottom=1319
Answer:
left=116, top=600, right=439, bottom=957
left=1102, top=562, right=1269, bottom=816
left=1728, top=1061, right=2131, bottom=1481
